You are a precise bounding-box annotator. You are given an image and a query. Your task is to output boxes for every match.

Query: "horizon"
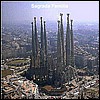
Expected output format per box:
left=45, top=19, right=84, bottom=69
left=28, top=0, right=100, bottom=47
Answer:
left=1, top=1, right=99, bottom=24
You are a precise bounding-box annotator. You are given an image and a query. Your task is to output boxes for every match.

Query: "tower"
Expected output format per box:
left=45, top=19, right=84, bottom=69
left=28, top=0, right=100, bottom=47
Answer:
left=60, top=13, right=65, bottom=67
left=31, top=22, right=35, bottom=67
left=55, top=20, right=63, bottom=87
left=44, top=21, right=48, bottom=69
left=66, top=14, right=71, bottom=66
left=70, top=19, right=75, bottom=67
left=40, top=17, right=44, bottom=68
left=34, top=17, right=40, bottom=67
left=34, top=17, right=38, bottom=58
left=57, top=20, right=62, bottom=74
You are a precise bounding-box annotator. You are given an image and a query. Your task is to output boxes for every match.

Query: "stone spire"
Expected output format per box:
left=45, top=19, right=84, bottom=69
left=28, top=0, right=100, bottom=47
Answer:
left=34, top=17, right=38, bottom=58
left=57, top=20, right=62, bottom=74
left=66, top=14, right=71, bottom=66
left=44, top=21, right=48, bottom=69
left=70, top=19, right=75, bottom=67
left=40, top=17, right=44, bottom=67
left=60, top=13, right=65, bottom=67
left=31, top=22, right=35, bottom=67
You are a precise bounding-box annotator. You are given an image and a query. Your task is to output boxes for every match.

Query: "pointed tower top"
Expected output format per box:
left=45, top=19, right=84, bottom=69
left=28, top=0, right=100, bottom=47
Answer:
left=71, top=20, right=73, bottom=30
left=71, top=19, right=73, bottom=23
left=67, top=13, right=70, bottom=17
left=40, top=17, right=42, bottom=20
left=44, top=21, right=46, bottom=23
left=34, top=17, right=36, bottom=19
left=57, top=20, right=60, bottom=23
left=31, top=22, right=33, bottom=24
left=60, top=13, right=63, bottom=16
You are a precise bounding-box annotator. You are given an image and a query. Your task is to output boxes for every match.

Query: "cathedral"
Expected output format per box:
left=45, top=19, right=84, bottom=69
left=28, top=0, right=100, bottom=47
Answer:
left=27, top=13, right=76, bottom=88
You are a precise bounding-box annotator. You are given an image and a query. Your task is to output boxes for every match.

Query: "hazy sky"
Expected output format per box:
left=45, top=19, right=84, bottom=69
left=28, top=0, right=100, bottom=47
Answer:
left=2, top=1, right=99, bottom=24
